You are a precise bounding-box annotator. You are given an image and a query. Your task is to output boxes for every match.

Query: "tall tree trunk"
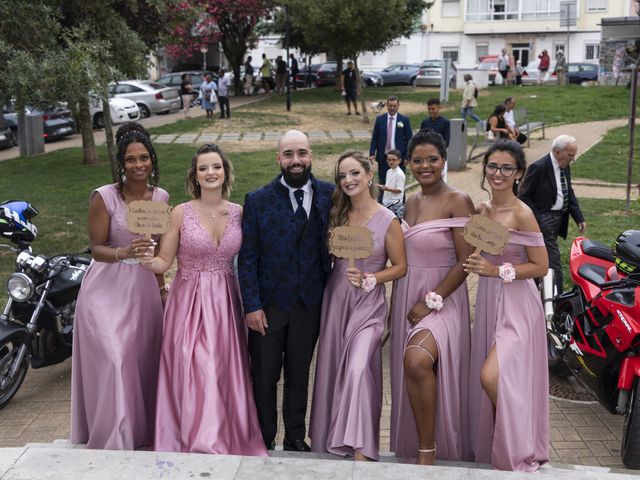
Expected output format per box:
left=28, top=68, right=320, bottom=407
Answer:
left=354, top=57, right=369, bottom=124
left=102, top=96, right=117, bottom=181
left=78, top=96, right=98, bottom=164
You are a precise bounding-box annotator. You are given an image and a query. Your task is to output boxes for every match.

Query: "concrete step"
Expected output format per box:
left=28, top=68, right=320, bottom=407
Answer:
left=0, top=441, right=634, bottom=479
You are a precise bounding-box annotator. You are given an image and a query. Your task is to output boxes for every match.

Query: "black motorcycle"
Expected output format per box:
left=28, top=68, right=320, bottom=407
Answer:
left=0, top=200, right=90, bottom=408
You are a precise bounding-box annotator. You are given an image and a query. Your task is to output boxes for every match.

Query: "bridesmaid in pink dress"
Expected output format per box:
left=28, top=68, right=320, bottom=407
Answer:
left=390, top=130, right=475, bottom=464
left=71, top=123, right=168, bottom=449
left=463, top=140, right=549, bottom=471
left=310, top=150, right=407, bottom=461
left=140, top=144, right=266, bottom=456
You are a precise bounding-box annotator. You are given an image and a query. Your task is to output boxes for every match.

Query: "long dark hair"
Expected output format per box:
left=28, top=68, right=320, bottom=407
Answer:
left=186, top=144, right=234, bottom=199
left=329, top=150, right=377, bottom=229
left=481, top=139, right=526, bottom=195
left=115, top=123, right=159, bottom=195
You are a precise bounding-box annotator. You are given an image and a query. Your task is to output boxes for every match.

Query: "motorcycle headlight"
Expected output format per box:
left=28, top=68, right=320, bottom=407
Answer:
left=7, top=273, right=34, bottom=302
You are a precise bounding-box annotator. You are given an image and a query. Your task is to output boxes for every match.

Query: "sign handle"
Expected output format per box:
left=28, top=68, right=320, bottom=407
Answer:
left=349, top=256, right=355, bottom=269
left=473, top=246, right=482, bottom=255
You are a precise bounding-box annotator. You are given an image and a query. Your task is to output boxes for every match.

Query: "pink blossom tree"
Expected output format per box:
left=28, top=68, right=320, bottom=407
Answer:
left=165, top=0, right=273, bottom=94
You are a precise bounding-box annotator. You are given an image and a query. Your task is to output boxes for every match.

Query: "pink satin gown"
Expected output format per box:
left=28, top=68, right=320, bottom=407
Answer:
left=154, top=202, right=267, bottom=456
left=468, top=230, right=549, bottom=471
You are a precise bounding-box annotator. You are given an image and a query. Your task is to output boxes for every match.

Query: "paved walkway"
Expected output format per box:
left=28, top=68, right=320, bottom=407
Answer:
left=0, top=117, right=638, bottom=476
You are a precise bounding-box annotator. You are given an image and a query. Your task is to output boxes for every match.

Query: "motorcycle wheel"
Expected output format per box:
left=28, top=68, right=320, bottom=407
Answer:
left=622, top=380, right=640, bottom=469
left=547, top=331, right=572, bottom=378
left=0, top=335, right=29, bottom=409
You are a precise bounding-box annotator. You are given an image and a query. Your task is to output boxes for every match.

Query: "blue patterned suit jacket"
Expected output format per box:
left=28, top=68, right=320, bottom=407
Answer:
left=238, top=174, right=334, bottom=314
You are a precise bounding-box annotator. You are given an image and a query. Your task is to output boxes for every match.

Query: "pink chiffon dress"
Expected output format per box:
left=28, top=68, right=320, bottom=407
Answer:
left=310, top=207, right=396, bottom=461
left=468, top=230, right=549, bottom=471
left=390, top=217, right=472, bottom=462
left=153, top=202, right=267, bottom=456
left=71, top=183, right=168, bottom=450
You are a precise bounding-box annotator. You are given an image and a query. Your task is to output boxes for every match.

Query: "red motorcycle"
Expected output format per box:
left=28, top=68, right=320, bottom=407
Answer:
left=544, top=230, right=640, bottom=469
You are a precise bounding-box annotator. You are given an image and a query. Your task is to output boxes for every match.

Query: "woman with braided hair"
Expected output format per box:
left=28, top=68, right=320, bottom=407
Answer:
left=71, top=121, right=169, bottom=450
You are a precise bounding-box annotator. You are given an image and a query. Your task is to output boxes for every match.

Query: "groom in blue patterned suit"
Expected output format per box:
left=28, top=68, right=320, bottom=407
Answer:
left=238, top=130, right=334, bottom=452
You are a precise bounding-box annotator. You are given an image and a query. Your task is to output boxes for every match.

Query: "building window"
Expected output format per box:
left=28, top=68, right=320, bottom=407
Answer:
left=467, top=0, right=559, bottom=21
left=442, top=48, right=459, bottom=64
left=585, top=44, right=600, bottom=60
left=585, top=0, right=607, bottom=11
left=476, top=43, right=489, bottom=62
left=442, top=0, right=460, bottom=17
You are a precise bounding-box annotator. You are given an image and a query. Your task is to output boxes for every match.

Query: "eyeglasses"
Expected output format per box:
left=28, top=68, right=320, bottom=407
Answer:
left=485, top=163, right=517, bottom=177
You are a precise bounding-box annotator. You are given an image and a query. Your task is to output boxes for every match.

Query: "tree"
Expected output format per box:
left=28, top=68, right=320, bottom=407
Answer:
left=283, top=0, right=426, bottom=122
left=165, top=0, right=274, bottom=95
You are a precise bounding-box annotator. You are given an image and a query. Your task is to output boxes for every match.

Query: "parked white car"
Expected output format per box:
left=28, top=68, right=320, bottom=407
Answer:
left=108, top=80, right=182, bottom=118
left=90, top=97, right=140, bottom=128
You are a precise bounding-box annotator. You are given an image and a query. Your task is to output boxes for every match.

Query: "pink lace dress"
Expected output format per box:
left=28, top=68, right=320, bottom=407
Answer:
left=154, top=202, right=267, bottom=456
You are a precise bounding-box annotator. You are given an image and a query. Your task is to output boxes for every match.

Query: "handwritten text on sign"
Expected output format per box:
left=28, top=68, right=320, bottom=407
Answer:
left=462, top=214, right=509, bottom=255
left=328, top=226, right=374, bottom=268
left=126, top=200, right=171, bottom=238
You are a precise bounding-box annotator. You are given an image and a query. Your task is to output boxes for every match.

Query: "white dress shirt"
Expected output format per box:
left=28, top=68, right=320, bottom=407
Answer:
left=280, top=177, right=313, bottom=216
left=382, top=167, right=405, bottom=205
left=550, top=153, right=564, bottom=211
left=504, top=109, right=516, bottom=130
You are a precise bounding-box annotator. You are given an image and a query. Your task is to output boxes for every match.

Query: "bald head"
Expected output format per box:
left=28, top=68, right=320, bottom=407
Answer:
left=278, top=129, right=310, bottom=151
left=277, top=129, right=313, bottom=188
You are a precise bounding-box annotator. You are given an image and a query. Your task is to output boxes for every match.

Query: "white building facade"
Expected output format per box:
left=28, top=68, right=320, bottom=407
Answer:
left=247, top=0, right=636, bottom=71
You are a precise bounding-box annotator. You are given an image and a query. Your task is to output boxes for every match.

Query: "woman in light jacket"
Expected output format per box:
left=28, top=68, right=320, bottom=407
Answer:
left=461, top=74, right=481, bottom=123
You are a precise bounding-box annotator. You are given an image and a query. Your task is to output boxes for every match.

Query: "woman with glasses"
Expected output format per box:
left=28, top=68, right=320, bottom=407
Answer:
left=139, top=144, right=266, bottom=456
left=389, top=129, right=475, bottom=465
left=463, top=140, right=549, bottom=471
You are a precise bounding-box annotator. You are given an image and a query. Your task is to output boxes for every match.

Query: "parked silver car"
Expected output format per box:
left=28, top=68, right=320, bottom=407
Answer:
left=373, top=64, right=420, bottom=86
left=108, top=80, right=181, bottom=118
left=414, top=59, right=457, bottom=87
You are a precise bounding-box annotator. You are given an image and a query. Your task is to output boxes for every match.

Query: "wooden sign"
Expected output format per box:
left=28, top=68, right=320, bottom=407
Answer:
left=126, top=200, right=171, bottom=239
left=328, top=226, right=374, bottom=268
left=463, top=214, right=510, bottom=255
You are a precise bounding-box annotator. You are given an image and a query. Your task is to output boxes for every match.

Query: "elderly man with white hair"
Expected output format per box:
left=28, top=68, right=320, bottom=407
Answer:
left=519, top=135, right=586, bottom=293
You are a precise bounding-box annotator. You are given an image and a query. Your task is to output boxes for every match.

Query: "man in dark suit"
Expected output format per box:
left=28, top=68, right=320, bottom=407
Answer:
left=369, top=95, right=413, bottom=187
left=238, top=130, right=334, bottom=452
left=519, top=135, right=586, bottom=293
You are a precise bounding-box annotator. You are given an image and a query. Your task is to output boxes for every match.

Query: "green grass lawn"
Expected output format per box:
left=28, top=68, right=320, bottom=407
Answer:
left=572, top=125, right=640, bottom=184
left=560, top=198, right=640, bottom=290
left=145, top=84, right=635, bottom=138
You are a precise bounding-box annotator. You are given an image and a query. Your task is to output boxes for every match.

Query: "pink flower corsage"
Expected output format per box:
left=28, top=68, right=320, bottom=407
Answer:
left=498, top=262, right=516, bottom=284
left=361, top=273, right=377, bottom=293
left=424, top=291, right=444, bottom=311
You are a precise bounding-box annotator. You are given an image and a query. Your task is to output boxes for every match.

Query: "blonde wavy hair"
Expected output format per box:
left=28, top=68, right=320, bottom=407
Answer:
left=329, top=150, right=377, bottom=229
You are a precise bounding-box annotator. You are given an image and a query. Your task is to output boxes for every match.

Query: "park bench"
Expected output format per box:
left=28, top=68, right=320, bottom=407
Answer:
left=515, top=107, right=545, bottom=148
left=467, top=108, right=546, bottom=161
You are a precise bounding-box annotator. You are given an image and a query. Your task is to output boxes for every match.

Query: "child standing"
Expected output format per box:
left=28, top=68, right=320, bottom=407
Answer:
left=515, top=60, right=524, bottom=86
left=378, top=149, right=406, bottom=219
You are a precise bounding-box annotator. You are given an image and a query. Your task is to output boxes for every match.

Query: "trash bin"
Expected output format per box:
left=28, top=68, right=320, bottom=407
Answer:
left=18, top=113, right=44, bottom=156
left=448, top=118, right=467, bottom=171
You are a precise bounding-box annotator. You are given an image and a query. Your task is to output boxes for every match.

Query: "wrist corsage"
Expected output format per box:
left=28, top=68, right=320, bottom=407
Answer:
left=361, top=273, right=377, bottom=293
left=498, top=262, right=516, bottom=284
left=424, top=291, right=444, bottom=311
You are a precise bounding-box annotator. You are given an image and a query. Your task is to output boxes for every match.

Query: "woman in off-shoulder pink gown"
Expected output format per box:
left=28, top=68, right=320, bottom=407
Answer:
left=464, top=140, right=549, bottom=471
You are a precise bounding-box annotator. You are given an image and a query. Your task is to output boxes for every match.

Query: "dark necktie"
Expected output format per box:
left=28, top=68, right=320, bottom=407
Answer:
left=560, top=168, right=569, bottom=213
left=294, top=189, right=307, bottom=241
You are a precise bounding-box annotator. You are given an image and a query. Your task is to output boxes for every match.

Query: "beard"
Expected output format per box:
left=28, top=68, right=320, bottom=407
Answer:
left=281, top=163, right=312, bottom=188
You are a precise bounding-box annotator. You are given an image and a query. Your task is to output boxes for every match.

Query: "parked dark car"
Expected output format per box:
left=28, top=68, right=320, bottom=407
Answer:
left=3, top=103, right=75, bottom=142
left=316, top=62, right=338, bottom=87
left=0, top=113, right=16, bottom=149
left=374, top=63, right=421, bottom=86
left=294, top=63, right=323, bottom=87
left=566, top=62, right=599, bottom=85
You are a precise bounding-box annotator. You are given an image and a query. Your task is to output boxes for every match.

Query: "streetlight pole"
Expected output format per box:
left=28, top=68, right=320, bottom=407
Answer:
left=200, top=45, right=209, bottom=71
left=285, top=4, right=291, bottom=111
